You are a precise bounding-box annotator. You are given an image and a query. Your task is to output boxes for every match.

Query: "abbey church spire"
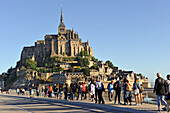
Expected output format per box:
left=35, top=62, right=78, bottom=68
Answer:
left=60, top=4, right=64, bottom=23
left=58, top=4, right=66, bottom=34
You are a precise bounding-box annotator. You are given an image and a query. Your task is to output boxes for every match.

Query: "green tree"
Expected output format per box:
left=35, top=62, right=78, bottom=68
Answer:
left=92, top=64, right=98, bottom=69
left=105, top=60, right=114, bottom=69
left=81, top=68, right=90, bottom=76
left=84, top=51, right=88, bottom=56
left=57, top=67, right=64, bottom=72
left=77, top=56, right=84, bottom=67
left=77, top=56, right=89, bottom=67
left=79, top=50, right=89, bottom=57
left=83, top=58, right=89, bottom=67
left=25, top=59, right=37, bottom=70
left=92, top=57, right=98, bottom=63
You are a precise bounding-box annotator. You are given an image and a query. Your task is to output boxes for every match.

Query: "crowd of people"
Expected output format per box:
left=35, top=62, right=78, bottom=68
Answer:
left=17, top=77, right=144, bottom=106
left=14, top=73, right=170, bottom=112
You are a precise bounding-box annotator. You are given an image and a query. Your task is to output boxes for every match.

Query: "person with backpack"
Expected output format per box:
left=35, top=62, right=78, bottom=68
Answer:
left=96, top=78, right=105, bottom=104
left=107, top=80, right=114, bottom=101
left=123, top=79, right=132, bottom=105
left=153, top=73, right=168, bottom=111
left=114, top=77, right=123, bottom=105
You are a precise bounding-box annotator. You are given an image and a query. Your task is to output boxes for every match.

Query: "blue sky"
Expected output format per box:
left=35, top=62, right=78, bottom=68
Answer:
left=0, top=0, right=170, bottom=82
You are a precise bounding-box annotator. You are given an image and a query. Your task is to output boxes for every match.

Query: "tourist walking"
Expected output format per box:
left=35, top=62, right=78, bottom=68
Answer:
left=133, top=78, right=140, bottom=105
left=36, top=86, right=40, bottom=96
left=16, top=88, right=20, bottom=95
left=72, top=84, right=76, bottom=100
left=153, top=73, right=168, bottom=111
left=29, top=88, right=32, bottom=97
left=63, top=83, right=68, bottom=100
left=44, top=86, right=48, bottom=97
left=82, top=82, right=87, bottom=100
left=70, top=83, right=73, bottom=100
left=88, top=81, right=91, bottom=100
left=79, top=82, right=84, bottom=100
left=22, top=88, right=25, bottom=95
left=59, top=84, right=63, bottom=99
left=53, top=84, right=59, bottom=99
left=90, top=81, right=95, bottom=102
left=96, top=78, right=105, bottom=104
left=123, top=79, right=127, bottom=105
left=41, top=86, right=45, bottom=96
left=48, top=85, right=53, bottom=97
left=75, top=83, right=79, bottom=100
left=107, top=80, right=114, bottom=101
left=138, top=80, right=144, bottom=105
left=114, top=77, right=123, bottom=105
left=95, top=80, right=98, bottom=103
left=123, top=80, right=132, bottom=105
left=20, top=88, right=23, bottom=95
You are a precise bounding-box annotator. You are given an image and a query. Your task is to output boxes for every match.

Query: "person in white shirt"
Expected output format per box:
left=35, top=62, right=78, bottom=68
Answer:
left=90, top=81, right=95, bottom=102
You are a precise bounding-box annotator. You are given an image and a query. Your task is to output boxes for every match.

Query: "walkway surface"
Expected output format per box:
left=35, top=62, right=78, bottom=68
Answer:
left=0, top=93, right=168, bottom=113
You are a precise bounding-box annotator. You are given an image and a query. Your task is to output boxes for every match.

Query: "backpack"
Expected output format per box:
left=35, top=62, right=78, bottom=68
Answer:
left=82, top=84, right=86, bottom=92
left=114, top=82, right=118, bottom=90
left=126, top=83, right=132, bottom=91
left=49, top=86, right=53, bottom=92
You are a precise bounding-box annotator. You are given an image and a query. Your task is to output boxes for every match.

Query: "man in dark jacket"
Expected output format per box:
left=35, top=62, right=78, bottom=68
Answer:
left=153, top=73, right=168, bottom=111
left=114, top=77, right=123, bottom=105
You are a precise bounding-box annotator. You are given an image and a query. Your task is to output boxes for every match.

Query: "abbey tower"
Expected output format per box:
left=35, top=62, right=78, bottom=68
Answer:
left=20, top=6, right=93, bottom=66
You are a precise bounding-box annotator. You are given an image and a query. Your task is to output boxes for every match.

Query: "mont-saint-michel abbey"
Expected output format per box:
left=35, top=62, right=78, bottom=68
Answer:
left=1, top=6, right=150, bottom=90
left=21, top=7, right=93, bottom=67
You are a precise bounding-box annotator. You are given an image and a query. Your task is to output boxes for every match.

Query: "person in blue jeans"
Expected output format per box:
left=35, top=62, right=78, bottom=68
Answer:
left=114, top=77, right=123, bottom=105
left=77, top=82, right=83, bottom=100
left=153, top=73, right=168, bottom=111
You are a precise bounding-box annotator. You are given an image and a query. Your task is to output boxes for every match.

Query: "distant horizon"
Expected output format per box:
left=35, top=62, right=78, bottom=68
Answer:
left=1, top=0, right=170, bottom=83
